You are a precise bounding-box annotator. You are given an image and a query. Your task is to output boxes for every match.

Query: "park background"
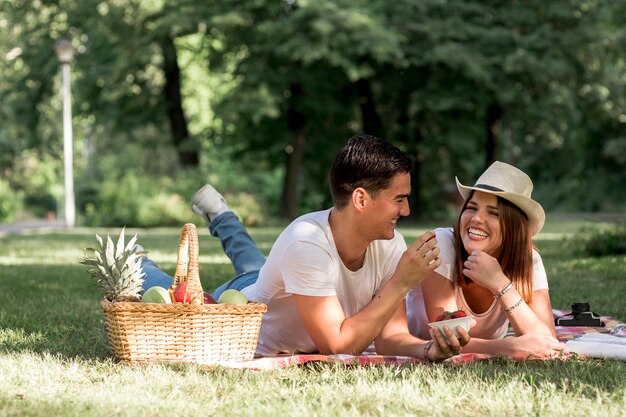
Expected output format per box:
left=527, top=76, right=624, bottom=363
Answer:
left=1, top=2, right=626, bottom=416
left=1, top=0, right=625, bottom=228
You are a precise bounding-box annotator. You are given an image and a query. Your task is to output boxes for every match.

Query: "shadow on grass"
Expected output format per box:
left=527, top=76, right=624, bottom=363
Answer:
left=0, top=264, right=112, bottom=359
left=0, top=260, right=238, bottom=361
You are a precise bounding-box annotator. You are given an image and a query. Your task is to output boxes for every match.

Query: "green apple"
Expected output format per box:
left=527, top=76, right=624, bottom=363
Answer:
left=217, top=289, right=248, bottom=305
left=142, top=286, right=172, bottom=304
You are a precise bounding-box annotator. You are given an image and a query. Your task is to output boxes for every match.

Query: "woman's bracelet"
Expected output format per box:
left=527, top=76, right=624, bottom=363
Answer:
left=423, top=340, right=434, bottom=362
left=494, top=281, right=513, bottom=299
left=503, top=297, right=524, bottom=313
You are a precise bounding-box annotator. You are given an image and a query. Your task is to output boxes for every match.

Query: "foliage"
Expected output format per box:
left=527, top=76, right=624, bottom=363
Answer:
left=78, top=160, right=273, bottom=227
left=0, top=177, right=23, bottom=222
left=0, top=0, right=625, bottom=224
left=575, top=223, right=626, bottom=257
left=4, top=149, right=60, bottom=219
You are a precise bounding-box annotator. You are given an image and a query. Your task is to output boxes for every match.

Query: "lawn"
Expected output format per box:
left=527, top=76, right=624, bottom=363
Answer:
left=0, top=218, right=624, bottom=417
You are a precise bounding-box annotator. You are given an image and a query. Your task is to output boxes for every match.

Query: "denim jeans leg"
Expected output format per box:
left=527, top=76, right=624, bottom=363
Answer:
left=210, top=271, right=259, bottom=301
left=208, top=211, right=266, bottom=299
left=140, top=257, right=173, bottom=293
left=209, top=211, right=266, bottom=276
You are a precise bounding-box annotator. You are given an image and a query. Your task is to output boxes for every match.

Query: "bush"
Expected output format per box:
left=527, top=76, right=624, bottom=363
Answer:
left=80, top=169, right=267, bottom=227
left=2, top=149, right=59, bottom=221
left=577, top=223, right=626, bottom=257
left=136, top=192, right=193, bottom=227
left=81, top=173, right=190, bottom=227
left=0, top=178, right=23, bottom=222
left=222, top=191, right=266, bottom=226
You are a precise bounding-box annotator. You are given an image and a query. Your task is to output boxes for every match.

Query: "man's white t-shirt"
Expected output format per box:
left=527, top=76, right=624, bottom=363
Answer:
left=242, top=209, right=407, bottom=355
left=406, top=227, right=548, bottom=340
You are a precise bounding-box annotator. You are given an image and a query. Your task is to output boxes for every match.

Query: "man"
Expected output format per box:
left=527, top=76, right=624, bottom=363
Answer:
left=143, top=134, right=470, bottom=361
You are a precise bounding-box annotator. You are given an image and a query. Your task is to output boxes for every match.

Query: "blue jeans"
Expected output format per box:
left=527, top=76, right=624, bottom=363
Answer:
left=141, top=211, right=266, bottom=300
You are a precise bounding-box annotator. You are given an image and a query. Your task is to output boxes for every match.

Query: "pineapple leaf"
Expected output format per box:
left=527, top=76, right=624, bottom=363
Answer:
left=95, top=234, right=103, bottom=248
left=115, top=227, right=126, bottom=259
left=125, top=234, right=138, bottom=253
left=81, top=229, right=145, bottom=301
left=105, top=235, right=115, bottom=267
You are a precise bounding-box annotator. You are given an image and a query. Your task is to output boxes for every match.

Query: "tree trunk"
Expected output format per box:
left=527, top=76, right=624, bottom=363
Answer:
left=409, top=127, right=424, bottom=219
left=356, top=78, right=382, bottom=137
left=281, top=83, right=307, bottom=219
left=396, top=93, right=422, bottom=219
left=486, top=102, right=502, bottom=168
left=160, top=35, right=198, bottom=167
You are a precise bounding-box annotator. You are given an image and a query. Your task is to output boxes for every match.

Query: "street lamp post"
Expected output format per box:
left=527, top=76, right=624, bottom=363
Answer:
left=54, top=39, right=75, bottom=227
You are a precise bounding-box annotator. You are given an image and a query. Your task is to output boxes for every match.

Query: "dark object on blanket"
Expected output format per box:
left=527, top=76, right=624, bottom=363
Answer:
left=555, top=303, right=604, bottom=327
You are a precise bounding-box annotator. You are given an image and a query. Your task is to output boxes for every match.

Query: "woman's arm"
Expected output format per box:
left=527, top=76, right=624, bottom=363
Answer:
left=421, top=253, right=563, bottom=358
left=421, top=271, right=459, bottom=321
left=499, top=288, right=556, bottom=337
left=458, top=334, right=564, bottom=358
left=422, top=276, right=563, bottom=358
left=463, top=251, right=555, bottom=337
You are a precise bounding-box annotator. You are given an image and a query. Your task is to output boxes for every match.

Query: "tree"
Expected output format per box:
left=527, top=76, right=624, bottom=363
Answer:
left=206, top=0, right=404, bottom=218
left=0, top=0, right=206, bottom=171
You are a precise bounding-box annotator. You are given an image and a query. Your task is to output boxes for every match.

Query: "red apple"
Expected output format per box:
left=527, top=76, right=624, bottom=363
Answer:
left=171, top=283, right=212, bottom=304
left=203, top=292, right=217, bottom=304
left=172, top=282, right=191, bottom=303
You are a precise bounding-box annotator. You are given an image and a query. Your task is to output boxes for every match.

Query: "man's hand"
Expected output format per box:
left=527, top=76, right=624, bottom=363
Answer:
left=427, top=325, right=471, bottom=362
left=393, top=231, right=441, bottom=290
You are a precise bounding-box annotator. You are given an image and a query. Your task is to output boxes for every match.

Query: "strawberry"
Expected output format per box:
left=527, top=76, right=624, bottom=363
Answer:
left=452, top=310, right=467, bottom=319
left=435, top=310, right=466, bottom=321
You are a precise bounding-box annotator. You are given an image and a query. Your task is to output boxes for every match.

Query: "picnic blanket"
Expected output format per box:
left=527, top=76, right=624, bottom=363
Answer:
left=213, top=310, right=624, bottom=370
left=214, top=350, right=492, bottom=370
left=553, top=308, right=626, bottom=360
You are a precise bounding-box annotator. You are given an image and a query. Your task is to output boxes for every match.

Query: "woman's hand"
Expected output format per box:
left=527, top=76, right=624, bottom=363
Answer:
left=502, top=333, right=565, bottom=359
left=427, top=325, right=471, bottom=362
left=463, top=250, right=509, bottom=294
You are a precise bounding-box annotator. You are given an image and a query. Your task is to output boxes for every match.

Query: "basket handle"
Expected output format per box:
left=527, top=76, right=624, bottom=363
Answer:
left=172, top=223, right=203, bottom=304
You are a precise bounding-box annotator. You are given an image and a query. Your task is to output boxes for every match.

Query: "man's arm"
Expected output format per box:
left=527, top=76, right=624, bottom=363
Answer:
left=292, top=232, right=440, bottom=355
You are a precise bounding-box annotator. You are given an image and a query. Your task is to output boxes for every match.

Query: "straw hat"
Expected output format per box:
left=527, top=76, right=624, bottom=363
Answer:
left=455, top=161, right=545, bottom=236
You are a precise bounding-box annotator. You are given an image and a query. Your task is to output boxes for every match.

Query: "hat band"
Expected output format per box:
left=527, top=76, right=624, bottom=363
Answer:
left=474, top=184, right=503, bottom=192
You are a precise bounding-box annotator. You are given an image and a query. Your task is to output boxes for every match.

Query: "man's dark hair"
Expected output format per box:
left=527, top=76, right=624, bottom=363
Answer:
left=330, top=134, right=412, bottom=209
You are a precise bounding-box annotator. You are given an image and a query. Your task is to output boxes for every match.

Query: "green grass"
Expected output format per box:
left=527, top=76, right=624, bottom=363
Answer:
left=0, top=219, right=625, bottom=417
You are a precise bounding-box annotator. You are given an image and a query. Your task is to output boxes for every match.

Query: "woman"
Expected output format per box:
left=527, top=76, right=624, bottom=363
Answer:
left=406, top=161, right=564, bottom=358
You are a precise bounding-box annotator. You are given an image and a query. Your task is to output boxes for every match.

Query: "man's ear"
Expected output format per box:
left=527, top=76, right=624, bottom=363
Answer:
left=352, top=187, right=369, bottom=212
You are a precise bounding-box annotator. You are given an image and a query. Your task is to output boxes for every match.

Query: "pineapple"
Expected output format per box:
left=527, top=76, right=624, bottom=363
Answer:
left=80, top=228, right=145, bottom=302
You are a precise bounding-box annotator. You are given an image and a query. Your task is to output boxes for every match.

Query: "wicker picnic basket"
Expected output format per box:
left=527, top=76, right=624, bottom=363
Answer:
left=100, top=223, right=267, bottom=364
